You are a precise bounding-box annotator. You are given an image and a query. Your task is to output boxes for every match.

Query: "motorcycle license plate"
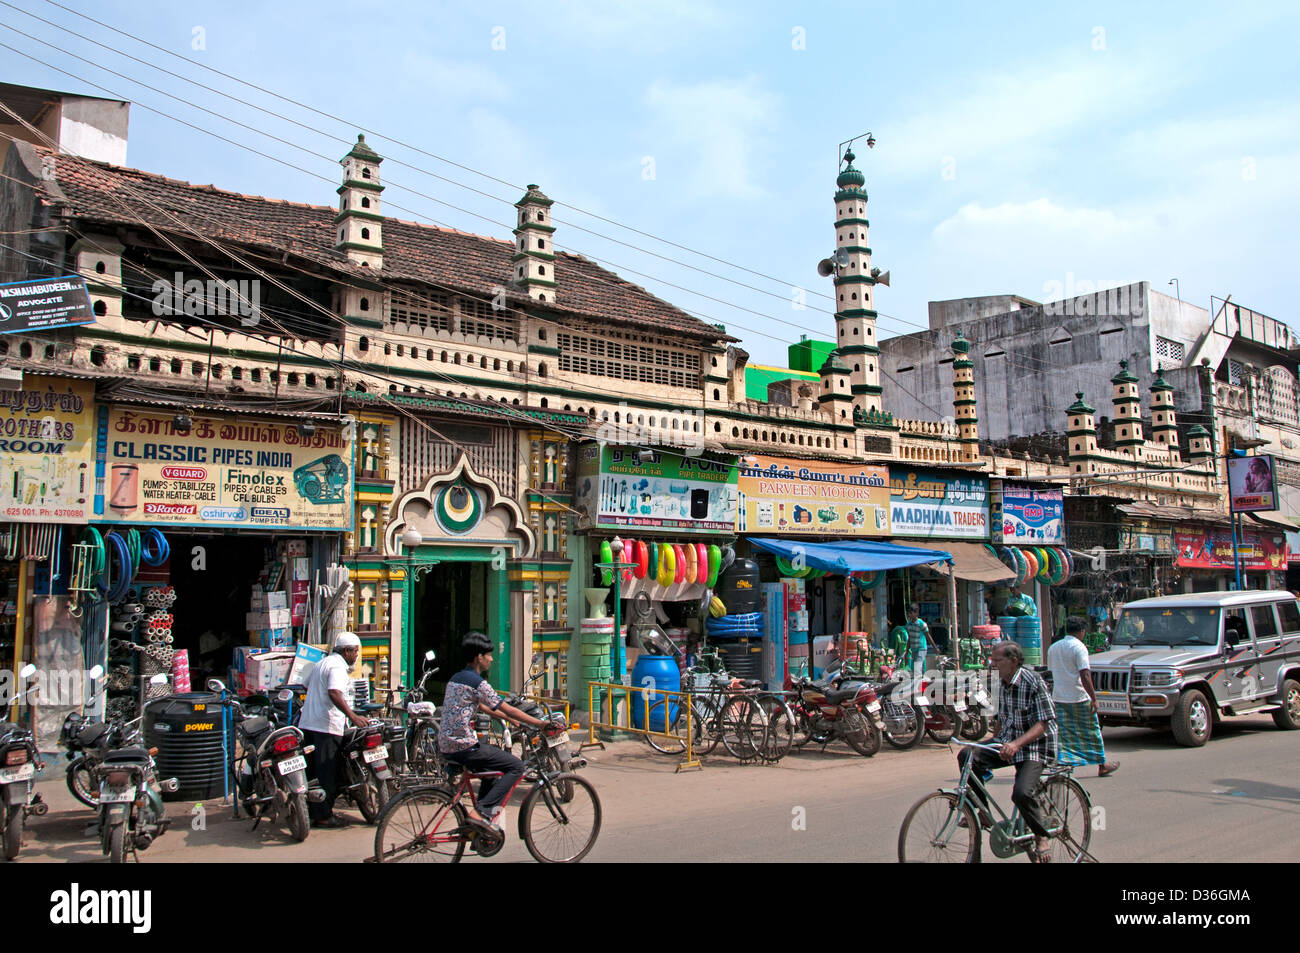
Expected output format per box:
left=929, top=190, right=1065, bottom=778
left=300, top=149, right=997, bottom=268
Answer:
left=0, top=763, right=34, bottom=783
left=362, top=745, right=389, bottom=764
left=865, top=701, right=881, bottom=713
left=954, top=702, right=967, bottom=711
left=546, top=731, right=570, bottom=748
left=914, top=696, right=930, bottom=707
left=277, top=755, right=307, bottom=774
left=973, top=692, right=989, bottom=707
left=100, top=785, right=136, bottom=803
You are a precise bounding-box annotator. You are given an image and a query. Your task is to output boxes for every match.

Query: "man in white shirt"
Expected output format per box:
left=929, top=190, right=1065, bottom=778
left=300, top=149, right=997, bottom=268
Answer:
left=300, top=632, right=369, bottom=827
left=1048, top=616, right=1119, bottom=777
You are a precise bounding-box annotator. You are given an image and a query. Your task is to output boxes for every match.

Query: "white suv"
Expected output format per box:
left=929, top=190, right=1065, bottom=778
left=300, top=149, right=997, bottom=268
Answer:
left=1091, top=590, right=1300, bottom=746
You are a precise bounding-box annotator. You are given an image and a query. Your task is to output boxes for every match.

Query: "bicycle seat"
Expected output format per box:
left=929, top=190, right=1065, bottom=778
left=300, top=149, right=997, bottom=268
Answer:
left=737, top=678, right=762, bottom=689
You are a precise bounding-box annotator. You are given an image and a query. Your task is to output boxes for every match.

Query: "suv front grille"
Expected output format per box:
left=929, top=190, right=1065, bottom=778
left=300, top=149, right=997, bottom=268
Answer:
left=1094, top=670, right=1129, bottom=693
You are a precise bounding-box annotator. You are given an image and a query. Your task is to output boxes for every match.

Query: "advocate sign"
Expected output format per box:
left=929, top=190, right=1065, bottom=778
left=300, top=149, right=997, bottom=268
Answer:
left=0, top=275, right=94, bottom=335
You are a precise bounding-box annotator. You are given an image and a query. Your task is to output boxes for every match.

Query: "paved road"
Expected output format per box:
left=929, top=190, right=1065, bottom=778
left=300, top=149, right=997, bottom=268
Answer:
left=14, top=715, right=1299, bottom=863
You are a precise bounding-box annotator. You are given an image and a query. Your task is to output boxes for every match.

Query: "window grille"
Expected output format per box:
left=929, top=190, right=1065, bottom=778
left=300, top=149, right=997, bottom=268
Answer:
left=1155, top=336, right=1185, bottom=363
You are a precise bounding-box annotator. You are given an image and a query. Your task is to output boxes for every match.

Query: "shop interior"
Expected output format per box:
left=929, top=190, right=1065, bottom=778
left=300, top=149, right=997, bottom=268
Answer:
left=411, top=561, right=488, bottom=695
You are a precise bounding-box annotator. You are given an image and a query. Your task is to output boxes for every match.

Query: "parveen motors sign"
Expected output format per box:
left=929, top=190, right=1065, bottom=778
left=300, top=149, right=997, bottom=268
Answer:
left=0, top=275, right=94, bottom=334
left=94, top=408, right=353, bottom=532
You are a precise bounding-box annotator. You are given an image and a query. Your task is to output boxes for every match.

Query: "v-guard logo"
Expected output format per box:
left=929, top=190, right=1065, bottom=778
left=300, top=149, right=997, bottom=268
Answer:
left=49, top=883, right=152, bottom=933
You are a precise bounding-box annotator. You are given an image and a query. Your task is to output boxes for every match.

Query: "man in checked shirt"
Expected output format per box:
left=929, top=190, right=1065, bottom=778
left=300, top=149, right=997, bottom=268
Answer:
left=957, top=641, right=1059, bottom=862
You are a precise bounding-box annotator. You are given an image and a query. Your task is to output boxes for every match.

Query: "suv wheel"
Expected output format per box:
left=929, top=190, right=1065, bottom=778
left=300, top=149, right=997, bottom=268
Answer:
left=1272, top=678, right=1300, bottom=730
left=1171, top=689, right=1212, bottom=747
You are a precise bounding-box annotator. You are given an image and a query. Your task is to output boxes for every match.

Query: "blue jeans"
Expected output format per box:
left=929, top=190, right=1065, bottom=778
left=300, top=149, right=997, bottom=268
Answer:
left=441, top=743, right=525, bottom=816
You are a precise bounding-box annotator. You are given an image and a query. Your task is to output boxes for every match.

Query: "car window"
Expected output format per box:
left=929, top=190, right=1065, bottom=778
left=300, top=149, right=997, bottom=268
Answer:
left=1250, top=605, right=1279, bottom=640
left=1223, top=614, right=1249, bottom=642
left=1114, top=606, right=1221, bottom=646
left=1279, top=601, right=1300, bottom=633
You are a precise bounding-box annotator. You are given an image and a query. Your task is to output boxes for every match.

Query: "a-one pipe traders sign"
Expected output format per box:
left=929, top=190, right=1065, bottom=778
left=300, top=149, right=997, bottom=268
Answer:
left=0, top=275, right=95, bottom=334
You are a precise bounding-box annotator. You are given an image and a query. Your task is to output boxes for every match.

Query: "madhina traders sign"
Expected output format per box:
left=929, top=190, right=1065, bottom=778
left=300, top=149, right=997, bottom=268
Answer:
left=736, top=456, right=890, bottom=537
left=0, top=377, right=94, bottom=523
left=94, top=408, right=353, bottom=531
left=889, top=467, right=989, bottom=540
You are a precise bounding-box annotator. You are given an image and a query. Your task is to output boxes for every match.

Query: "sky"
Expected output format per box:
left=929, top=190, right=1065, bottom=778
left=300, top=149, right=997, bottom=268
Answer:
left=2, top=0, right=1298, bottom=367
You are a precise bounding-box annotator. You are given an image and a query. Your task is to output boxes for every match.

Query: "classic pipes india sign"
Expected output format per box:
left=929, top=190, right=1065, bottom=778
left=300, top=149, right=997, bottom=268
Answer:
left=0, top=377, right=94, bottom=523
left=94, top=408, right=353, bottom=531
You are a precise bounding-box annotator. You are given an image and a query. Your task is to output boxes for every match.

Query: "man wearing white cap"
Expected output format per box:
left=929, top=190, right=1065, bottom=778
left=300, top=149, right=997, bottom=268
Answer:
left=300, top=632, right=369, bottom=828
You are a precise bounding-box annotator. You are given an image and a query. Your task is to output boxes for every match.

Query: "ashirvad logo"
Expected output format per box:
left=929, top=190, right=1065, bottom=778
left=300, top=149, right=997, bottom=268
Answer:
left=49, top=883, right=151, bottom=933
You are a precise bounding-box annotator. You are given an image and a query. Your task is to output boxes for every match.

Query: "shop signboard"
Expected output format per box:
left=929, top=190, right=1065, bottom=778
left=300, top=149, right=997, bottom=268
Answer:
left=574, top=444, right=737, bottom=533
left=995, top=484, right=1064, bottom=544
left=1119, top=522, right=1173, bottom=554
left=1174, top=528, right=1287, bottom=571
left=1227, top=455, right=1277, bottom=513
left=0, top=377, right=94, bottom=523
left=94, top=407, right=353, bottom=531
left=888, top=467, right=989, bottom=539
left=0, top=275, right=94, bottom=335
left=736, top=455, right=889, bottom=537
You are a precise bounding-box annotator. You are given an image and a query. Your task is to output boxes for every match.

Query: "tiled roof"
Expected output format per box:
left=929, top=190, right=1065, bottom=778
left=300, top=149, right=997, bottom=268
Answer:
left=35, top=148, right=732, bottom=342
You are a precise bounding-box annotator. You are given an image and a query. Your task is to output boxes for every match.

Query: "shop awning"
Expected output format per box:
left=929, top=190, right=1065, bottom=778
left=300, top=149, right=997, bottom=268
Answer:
left=748, top=537, right=952, bottom=573
left=901, top=541, right=1017, bottom=583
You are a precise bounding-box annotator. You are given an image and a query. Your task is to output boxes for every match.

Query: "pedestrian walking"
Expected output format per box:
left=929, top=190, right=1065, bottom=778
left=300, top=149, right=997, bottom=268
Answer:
left=1048, top=616, right=1120, bottom=777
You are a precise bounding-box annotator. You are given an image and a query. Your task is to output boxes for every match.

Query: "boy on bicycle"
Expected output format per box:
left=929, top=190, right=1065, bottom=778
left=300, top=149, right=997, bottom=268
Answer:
left=958, top=641, right=1059, bottom=862
left=437, top=631, right=553, bottom=834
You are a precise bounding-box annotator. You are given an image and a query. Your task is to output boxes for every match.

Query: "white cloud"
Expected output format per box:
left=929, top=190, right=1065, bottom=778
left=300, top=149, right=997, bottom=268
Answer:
left=641, top=75, right=778, bottom=201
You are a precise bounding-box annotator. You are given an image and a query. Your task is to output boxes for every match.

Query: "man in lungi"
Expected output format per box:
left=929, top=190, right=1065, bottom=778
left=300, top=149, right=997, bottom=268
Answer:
left=1048, top=616, right=1120, bottom=777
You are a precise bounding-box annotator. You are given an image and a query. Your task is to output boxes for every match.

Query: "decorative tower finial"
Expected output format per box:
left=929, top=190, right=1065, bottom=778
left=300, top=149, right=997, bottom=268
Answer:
left=335, top=134, right=384, bottom=269
left=512, top=184, right=557, bottom=303
left=1149, top=367, right=1180, bottom=460
left=951, top=332, right=979, bottom=462
left=829, top=144, right=881, bottom=415
left=1065, top=391, right=1099, bottom=475
left=1110, top=359, right=1144, bottom=460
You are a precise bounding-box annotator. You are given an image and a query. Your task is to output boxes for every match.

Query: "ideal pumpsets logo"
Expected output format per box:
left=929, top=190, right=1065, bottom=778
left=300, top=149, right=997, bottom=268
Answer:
left=49, top=883, right=152, bottom=933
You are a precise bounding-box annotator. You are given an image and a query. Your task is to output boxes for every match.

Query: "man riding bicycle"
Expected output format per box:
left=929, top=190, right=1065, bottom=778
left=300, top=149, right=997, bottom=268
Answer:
left=437, top=631, right=554, bottom=835
left=958, top=641, right=1059, bottom=862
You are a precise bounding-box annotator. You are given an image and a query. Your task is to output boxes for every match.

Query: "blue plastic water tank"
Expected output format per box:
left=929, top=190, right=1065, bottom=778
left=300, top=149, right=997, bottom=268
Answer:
left=630, top=655, right=681, bottom=731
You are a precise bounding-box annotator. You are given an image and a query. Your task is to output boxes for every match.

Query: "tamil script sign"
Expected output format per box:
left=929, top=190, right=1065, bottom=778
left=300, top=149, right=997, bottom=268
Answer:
left=94, top=408, right=353, bottom=531
left=1227, top=455, right=1277, bottom=513
left=1174, top=528, right=1287, bottom=571
left=574, top=444, right=738, bottom=533
left=737, top=455, right=890, bottom=537
left=996, top=484, right=1064, bottom=544
left=0, top=377, right=94, bottom=523
left=0, top=275, right=94, bottom=335
left=889, top=467, right=989, bottom=539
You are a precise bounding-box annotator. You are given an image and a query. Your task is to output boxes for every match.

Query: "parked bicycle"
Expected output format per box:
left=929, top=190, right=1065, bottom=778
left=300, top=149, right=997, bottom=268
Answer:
left=372, top=711, right=599, bottom=863
left=897, top=739, right=1094, bottom=863
left=643, top=659, right=768, bottom=762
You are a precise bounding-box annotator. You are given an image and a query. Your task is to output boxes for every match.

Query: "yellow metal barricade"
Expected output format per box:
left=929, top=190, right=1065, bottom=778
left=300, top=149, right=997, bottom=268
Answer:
left=584, top=681, right=700, bottom=772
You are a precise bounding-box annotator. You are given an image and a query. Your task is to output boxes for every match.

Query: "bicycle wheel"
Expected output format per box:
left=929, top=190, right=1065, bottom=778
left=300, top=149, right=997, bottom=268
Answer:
left=373, top=786, right=466, bottom=863
left=520, top=773, right=602, bottom=863
left=757, top=696, right=795, bottom=763
left=1039, top=775, right=1092, bottom=862
left=720, top=696, right=766, bottom=762
left=644, top=697, right=687, bottom=755
left=693, top=698, right=722, bottom=756
left=897, top=792, right=980, bottom=863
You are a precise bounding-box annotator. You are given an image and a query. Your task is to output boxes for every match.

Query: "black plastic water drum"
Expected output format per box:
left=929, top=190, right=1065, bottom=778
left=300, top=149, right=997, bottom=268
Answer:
left=715, top=558, right=762, bottom=613
left=144, top=692, right=235, bottom=800
left=716, top=640, right=763, bottom=679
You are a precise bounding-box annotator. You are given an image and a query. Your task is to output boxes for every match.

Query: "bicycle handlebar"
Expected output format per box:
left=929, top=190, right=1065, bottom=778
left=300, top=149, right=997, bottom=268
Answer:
left=951, top=738, right=1004, bottom=753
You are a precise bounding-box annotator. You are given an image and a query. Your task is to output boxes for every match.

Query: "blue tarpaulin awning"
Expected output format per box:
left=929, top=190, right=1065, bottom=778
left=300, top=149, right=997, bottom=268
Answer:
left=748, top=537, right=953, bottom=574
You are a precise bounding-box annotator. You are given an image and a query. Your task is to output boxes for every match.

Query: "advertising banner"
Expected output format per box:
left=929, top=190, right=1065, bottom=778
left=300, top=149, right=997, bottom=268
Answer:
left=0, top=377, right=94, bottom=523
left=94, top=407, right=353, bottom=531
left=995, top=484, right=1064, bottom=544
left=736, top=455, right=889, bottom=537
left=574, top=444, right=737, bottom=533
left=0, top=275, right=94, bottom=335
left=889, top=467, right=989, bottom=539
left=1174, top=528, right=1287, bottom=571
left=1227, top=455, right=1277, bottom=513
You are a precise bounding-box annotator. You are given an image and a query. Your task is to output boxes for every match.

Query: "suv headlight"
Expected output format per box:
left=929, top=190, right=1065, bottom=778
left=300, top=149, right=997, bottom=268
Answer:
left=1145, top=669, right=1183, bottom=687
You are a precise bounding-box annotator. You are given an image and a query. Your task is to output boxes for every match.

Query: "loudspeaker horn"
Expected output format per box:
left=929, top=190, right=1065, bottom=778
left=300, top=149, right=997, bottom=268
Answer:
left=873, top=269, right=890, bottom=287
left=817, top=258, right=835, bottom=277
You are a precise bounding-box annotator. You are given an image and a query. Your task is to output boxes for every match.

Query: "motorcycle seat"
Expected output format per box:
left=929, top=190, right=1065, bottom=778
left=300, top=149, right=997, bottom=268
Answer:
left=822, top=688, right=860, bottom=706
left=407, top=702, right=436, bottom=718
left=78, top=722, right=113, bottom=747
left=105, top=746, right=152, bottom=763
left=239, top=716, right=271, bottom=739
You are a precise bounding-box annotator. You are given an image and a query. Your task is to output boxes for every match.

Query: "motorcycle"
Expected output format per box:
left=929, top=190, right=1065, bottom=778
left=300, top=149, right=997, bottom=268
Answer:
left=212, top=680, right=314, bottom=843
left=382, top=650, right=441, bottom=781
left=786, top=662, right=883, bottom=757
left=918, top=656, right=967, bottom=744
left=0, top=666, right=46, bottom=861
left=93, top=678, right=179, bottom=864
left=959, top=673, right=995, bottom=742
left=840, top=661, right=927, bottom=749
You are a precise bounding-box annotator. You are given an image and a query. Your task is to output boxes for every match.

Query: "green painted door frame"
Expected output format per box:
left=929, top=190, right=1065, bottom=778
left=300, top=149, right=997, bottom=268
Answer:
left=401, top=549, right=510, bottom=687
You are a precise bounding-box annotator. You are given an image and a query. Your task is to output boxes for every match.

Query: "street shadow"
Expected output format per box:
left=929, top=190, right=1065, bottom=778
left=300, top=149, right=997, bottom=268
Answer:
left=1210, top=778, right=1300, bottom=803
left=1101, top=719, right=1274, bottom=755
